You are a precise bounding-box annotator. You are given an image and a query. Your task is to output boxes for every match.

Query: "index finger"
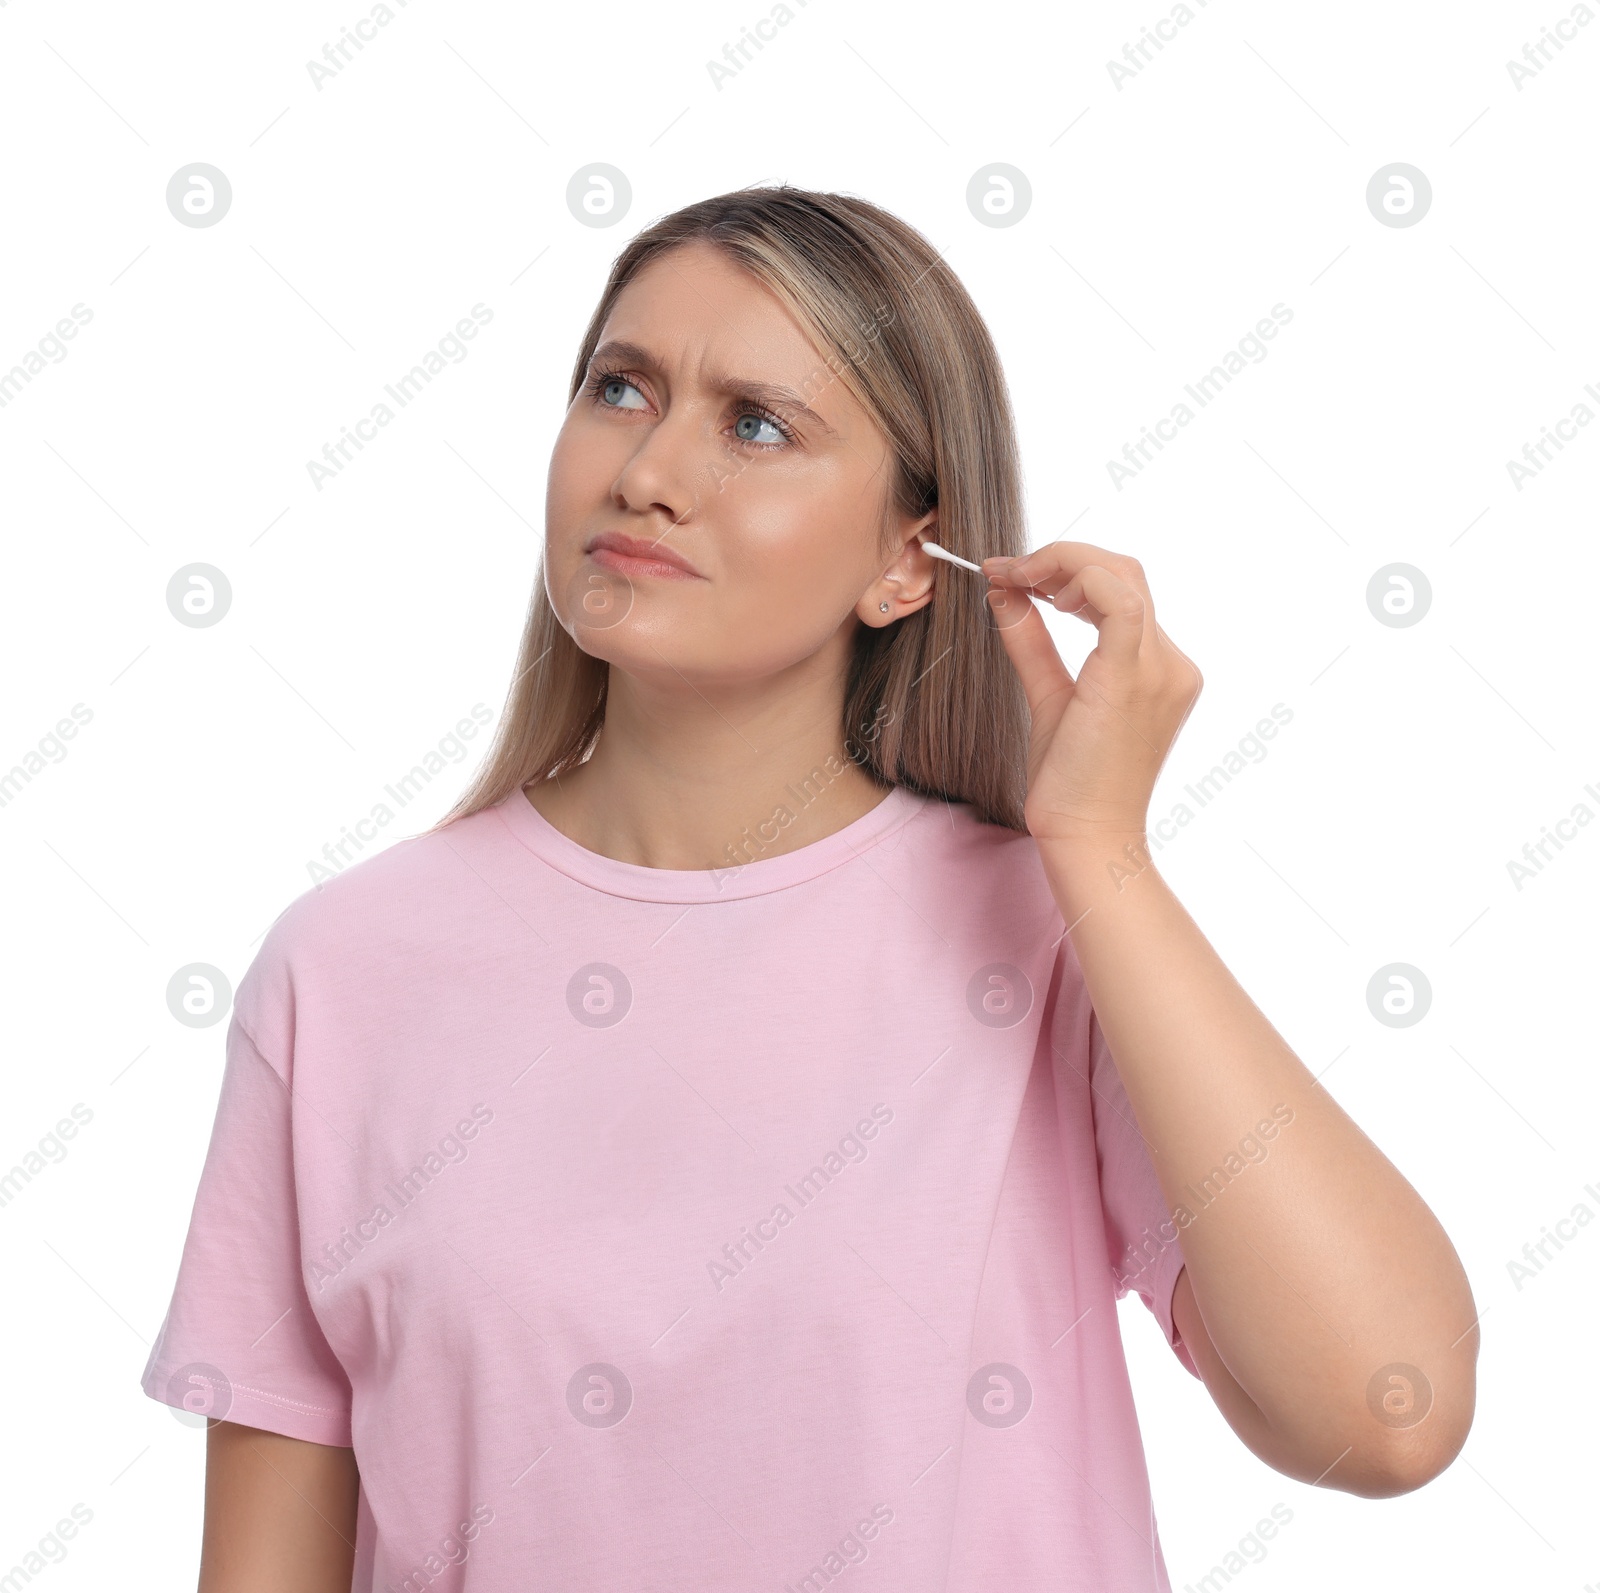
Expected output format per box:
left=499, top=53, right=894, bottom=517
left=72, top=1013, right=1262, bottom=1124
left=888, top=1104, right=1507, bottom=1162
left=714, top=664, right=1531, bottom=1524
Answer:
left=982, top=540, right=1155, bottom=612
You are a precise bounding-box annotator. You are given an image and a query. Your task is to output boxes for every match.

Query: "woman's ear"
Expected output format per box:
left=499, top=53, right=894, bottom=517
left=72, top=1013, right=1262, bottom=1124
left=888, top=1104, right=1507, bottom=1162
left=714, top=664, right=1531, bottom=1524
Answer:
left=856, top=523, right=938, bottom=626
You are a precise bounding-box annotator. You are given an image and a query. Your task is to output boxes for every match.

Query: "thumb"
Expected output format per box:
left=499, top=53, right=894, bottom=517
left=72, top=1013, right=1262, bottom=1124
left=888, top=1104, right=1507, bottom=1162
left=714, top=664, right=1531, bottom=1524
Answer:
left=986, top=582, right=1075, bottom=716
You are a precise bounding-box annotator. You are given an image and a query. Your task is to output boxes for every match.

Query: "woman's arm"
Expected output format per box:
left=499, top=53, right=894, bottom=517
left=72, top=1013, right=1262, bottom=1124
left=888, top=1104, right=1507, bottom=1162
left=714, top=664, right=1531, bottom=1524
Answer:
left=980, top=543, right=1477, bottom=1494
left=1049, top=845, right=1477, bottom=1495
left=200, top=1421, right=359, bottom=1592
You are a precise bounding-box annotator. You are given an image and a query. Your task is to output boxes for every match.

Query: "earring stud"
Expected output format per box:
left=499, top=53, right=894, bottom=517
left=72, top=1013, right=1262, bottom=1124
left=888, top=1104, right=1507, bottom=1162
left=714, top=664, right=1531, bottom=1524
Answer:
left=879, top=601, right=890, bottom=613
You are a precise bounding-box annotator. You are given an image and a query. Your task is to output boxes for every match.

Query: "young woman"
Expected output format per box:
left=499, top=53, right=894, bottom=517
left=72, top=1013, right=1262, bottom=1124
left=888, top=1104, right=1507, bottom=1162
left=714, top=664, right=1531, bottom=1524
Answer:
left=143, top=185, right=1477, bottom=1592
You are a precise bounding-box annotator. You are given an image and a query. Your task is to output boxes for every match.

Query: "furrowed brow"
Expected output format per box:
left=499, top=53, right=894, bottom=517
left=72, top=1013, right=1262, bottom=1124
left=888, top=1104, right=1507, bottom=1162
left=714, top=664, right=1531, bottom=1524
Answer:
left=586, top=339, right=839, bottom=439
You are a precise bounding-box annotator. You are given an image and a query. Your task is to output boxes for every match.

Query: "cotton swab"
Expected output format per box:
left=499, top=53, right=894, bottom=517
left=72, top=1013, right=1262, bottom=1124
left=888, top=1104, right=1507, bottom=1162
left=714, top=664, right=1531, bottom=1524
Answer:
left=918, top=538, right=984, bottom=573
left=920, top=537, right=1046, bottom=600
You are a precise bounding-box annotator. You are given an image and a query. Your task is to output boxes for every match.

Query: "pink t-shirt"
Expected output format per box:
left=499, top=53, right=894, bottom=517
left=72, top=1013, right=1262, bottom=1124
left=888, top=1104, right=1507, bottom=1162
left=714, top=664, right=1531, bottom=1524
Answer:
left=143, top=780, right=1198, bottom=1591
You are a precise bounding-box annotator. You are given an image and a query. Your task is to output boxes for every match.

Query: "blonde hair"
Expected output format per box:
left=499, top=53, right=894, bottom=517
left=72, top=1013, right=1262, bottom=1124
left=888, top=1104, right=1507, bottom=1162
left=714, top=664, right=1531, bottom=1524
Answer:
left=430, top=183, right=1032, bottom=835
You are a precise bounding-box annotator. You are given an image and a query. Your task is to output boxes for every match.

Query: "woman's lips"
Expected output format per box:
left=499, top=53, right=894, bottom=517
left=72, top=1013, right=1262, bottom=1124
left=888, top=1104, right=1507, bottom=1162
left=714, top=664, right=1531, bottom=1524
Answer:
left=586, top=546, right=704, bottom=581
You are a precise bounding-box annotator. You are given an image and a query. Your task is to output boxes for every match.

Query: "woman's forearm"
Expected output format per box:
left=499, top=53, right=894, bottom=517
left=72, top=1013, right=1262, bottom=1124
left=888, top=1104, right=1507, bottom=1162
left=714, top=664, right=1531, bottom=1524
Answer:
left=1041, top=832, right=1478, bottom=1492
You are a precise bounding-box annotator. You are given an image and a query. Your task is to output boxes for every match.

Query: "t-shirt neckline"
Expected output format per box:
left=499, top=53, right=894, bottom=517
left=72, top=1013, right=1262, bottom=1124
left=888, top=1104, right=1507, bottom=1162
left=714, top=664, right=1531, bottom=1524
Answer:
left=494, top=779, right=926, bottom=903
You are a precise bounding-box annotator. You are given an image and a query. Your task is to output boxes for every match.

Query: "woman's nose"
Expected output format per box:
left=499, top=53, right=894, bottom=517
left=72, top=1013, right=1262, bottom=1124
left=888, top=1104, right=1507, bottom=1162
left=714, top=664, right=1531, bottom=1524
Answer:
left=609, top=402, right=721, bottom=514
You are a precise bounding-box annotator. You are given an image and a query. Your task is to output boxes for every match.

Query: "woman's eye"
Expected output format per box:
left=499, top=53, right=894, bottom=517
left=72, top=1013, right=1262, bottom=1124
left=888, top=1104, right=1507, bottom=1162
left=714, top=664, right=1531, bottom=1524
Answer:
left=600, top=377, right=648, bottom=410
left=733, top=411, right=785, bottom=445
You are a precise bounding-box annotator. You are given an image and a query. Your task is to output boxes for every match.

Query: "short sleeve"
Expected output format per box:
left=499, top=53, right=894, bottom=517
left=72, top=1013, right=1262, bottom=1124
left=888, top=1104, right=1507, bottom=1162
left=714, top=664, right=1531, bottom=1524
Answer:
left=140, top=1011, right=354, bottom=1444
left=1089, top=1007, right=1201, bottom=1380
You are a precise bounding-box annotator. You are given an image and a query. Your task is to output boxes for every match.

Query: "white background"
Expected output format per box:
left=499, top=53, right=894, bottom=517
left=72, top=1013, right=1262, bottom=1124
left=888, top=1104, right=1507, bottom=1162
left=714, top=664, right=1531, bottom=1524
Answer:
left=1, top=0, right=1596, bottom=1588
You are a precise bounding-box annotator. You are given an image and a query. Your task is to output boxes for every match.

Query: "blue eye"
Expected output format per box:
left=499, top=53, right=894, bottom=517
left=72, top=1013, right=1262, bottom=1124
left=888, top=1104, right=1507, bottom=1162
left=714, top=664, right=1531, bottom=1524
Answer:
left=734, top=412, right=786, bottom=446
left=599, top=376, right=648, bottom=410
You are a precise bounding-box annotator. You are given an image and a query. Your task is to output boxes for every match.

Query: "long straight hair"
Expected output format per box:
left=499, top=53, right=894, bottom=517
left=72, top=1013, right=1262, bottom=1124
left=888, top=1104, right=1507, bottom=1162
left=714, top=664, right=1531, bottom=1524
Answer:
left=429, top=184, right=1032, bottom=835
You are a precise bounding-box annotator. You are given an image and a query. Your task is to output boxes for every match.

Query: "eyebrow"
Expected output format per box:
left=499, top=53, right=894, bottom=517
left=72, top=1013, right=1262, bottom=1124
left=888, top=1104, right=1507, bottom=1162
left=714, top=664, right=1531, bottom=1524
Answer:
left=586, top=339, right=840, bottom=439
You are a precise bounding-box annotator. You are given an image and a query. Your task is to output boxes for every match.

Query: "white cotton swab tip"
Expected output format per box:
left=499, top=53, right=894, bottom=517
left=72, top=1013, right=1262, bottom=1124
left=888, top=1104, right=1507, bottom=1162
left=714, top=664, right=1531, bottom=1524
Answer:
left=917, top=538, right=985, bottom=574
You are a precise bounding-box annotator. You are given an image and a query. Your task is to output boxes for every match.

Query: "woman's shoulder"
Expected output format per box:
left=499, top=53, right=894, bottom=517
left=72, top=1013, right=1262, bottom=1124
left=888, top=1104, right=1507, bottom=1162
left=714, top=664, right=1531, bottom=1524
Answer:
left=900, top=785, right=1047, bottom=864
left=270, top=805, right=489, bottom=933
left=234, top=804, right=512, bottom=1029
left=896, top=785, right=1061, bottom=910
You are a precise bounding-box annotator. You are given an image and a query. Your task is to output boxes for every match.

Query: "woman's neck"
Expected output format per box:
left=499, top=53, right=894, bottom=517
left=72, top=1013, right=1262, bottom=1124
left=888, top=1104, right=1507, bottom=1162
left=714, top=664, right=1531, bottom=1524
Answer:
left=523, top=729, right=891, bottom=873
